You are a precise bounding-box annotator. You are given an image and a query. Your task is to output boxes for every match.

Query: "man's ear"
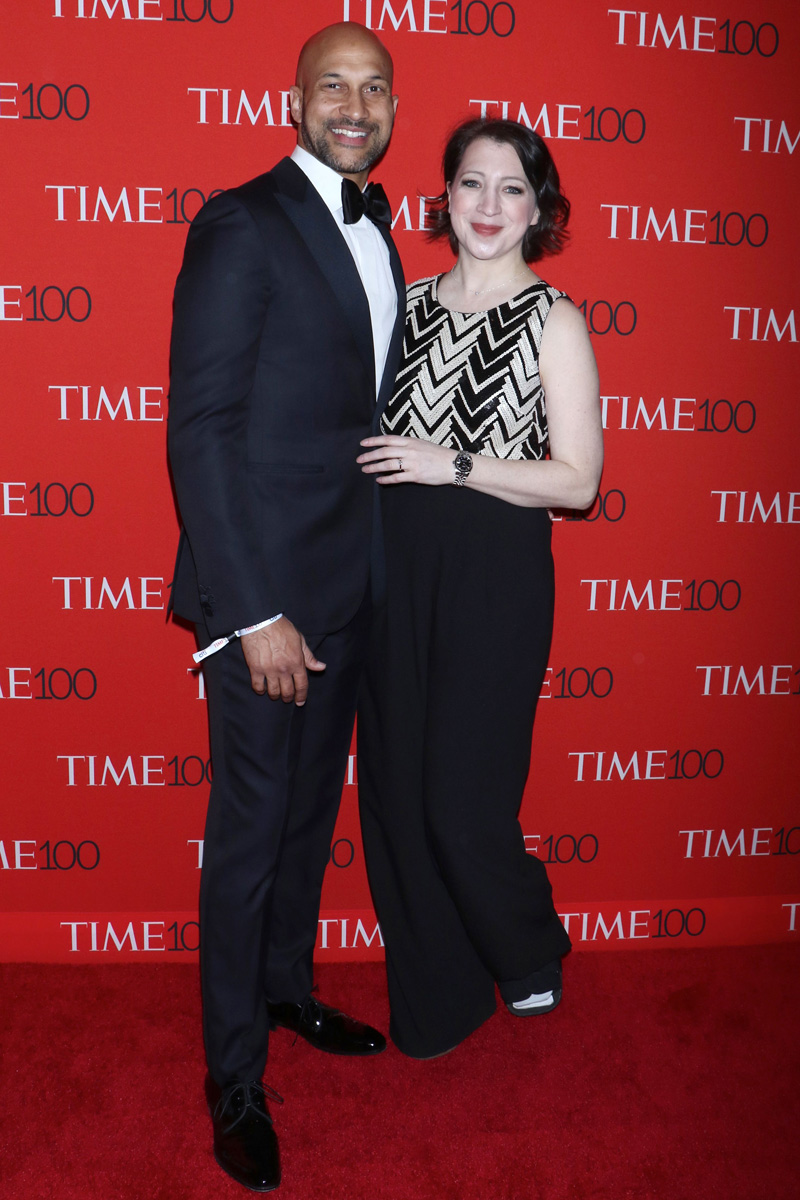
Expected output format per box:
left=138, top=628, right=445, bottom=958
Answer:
left=289, top=85, right=303, bottom=125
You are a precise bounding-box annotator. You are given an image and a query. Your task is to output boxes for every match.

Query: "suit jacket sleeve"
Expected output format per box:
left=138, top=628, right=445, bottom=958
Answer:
left=167, top=191, right=275, bottom=637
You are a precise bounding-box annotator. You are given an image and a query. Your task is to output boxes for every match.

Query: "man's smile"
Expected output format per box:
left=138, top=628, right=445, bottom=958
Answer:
left=328, top=124, right=371, bottom=143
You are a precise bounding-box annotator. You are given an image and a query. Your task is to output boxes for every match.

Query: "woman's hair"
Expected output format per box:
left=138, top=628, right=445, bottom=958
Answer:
left=426, top=118, right=570, bottom=262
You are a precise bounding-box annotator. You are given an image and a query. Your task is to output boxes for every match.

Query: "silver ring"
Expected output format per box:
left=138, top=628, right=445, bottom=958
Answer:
left=397, top=458, right=404, bottom=472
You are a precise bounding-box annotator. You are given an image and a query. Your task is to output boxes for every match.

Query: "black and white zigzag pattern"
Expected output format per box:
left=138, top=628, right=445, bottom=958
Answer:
left=381, top=275, right=566, bottom=460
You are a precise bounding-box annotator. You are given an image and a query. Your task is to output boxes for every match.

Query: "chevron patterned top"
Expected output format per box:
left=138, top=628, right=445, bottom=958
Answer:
left=381, top=274, right=567, bottom=460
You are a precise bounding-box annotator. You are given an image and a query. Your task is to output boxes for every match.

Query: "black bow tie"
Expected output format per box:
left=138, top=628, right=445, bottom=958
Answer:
left=341, top=178, right=392, bottom=226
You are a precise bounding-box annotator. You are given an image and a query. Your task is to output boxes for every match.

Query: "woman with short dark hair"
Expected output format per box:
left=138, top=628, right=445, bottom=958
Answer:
left=357, top=118, right=603, bottom=1060
left=427, top=116, right=571, bottom=260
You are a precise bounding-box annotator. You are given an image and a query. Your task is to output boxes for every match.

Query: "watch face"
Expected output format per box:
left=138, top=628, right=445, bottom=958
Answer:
left=455, top=452, right=472, bottom=473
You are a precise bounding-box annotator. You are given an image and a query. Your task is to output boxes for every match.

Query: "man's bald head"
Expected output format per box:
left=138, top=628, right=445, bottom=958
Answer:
left=295, top=22, right=394, bottom=91
left=289, top=22, right=398, bottom=186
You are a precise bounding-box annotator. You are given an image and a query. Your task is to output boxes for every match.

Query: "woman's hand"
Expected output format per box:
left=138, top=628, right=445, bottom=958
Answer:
left=358, top=435, right=457, bottom=486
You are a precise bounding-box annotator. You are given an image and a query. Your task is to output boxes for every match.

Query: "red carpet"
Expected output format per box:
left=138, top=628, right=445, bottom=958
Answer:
left=1, top=947, right=798, bottom=1199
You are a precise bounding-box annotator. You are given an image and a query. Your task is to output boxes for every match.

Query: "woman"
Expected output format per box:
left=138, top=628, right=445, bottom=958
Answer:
left=356, top=118, right=603, bottom=1059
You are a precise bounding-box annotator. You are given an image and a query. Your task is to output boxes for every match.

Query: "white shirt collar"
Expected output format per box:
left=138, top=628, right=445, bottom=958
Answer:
left=291, top=144, right=360, bottom=215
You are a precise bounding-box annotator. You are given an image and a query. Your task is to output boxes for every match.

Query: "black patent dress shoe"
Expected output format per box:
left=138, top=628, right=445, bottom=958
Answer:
left=206, top=1076, right=282, bottom=1192
left=267, top=994, right=386, bottom=1055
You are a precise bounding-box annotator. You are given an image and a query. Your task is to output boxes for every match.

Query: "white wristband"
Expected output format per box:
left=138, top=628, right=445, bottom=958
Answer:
left=236, top=614, right=284, bottom=637
left=192, top=613, right=284, bottom=664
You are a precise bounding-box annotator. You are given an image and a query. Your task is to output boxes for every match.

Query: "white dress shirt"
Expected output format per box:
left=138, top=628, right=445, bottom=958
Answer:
left=291, top=143, right=397, bottom=394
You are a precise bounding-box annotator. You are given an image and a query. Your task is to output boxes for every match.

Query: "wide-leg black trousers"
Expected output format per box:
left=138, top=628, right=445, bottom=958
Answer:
left=358, top=483, right=571, bottom=1059
left=198, top=597, right=369, bottom=1086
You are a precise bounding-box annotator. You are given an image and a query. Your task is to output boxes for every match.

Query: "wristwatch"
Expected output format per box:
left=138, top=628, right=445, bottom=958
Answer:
left=452, top=451, right=473, bottom=487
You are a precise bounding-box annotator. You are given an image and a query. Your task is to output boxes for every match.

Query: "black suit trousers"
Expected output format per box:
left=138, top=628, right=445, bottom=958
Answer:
left=198, top=596, right=370, bottom=1086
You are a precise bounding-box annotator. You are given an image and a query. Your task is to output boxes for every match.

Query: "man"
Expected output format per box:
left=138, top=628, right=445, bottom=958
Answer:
left=167, top=22, right=404, bottom=1192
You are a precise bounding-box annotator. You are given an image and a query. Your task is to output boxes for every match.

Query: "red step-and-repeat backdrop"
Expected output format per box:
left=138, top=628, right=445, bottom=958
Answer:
left=2, top=0, right=798, bottom=963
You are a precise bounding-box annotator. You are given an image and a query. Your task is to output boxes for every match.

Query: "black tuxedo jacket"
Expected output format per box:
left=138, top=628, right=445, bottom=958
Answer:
left=167, top=157, right=406, bottom=639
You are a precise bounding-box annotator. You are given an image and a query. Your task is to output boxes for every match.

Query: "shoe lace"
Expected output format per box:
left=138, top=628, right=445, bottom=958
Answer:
left=292, top=984, right=323, bottom=1047
left=253, top=1080, right=284, bottom=1107
left=216, top=1080, right=284, bottom=1125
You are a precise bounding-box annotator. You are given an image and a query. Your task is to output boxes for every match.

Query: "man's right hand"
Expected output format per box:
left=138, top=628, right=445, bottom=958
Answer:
left=240, top=617, right=326, bottom=705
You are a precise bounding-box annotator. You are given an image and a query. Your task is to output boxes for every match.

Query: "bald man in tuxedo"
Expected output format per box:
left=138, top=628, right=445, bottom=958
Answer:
left=167, top=23, right=404, bottom=1191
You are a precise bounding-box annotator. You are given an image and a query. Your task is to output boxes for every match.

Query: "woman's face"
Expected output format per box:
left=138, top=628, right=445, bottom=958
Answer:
left=447, top=138, right=539, bottom=263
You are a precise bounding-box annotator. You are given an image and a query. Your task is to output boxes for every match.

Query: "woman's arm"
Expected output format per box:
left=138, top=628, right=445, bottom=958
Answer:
left=358, top=299, right=603, bottom=510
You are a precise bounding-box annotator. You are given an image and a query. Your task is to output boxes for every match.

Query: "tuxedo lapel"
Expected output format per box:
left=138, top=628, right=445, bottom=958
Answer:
left=373, top=222, right=406, bottom=431
left=269, top=158, right=375, bottom=393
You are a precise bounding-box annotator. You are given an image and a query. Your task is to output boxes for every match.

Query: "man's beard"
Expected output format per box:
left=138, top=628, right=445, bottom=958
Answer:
left=301, top=117, right=390, bottom=176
